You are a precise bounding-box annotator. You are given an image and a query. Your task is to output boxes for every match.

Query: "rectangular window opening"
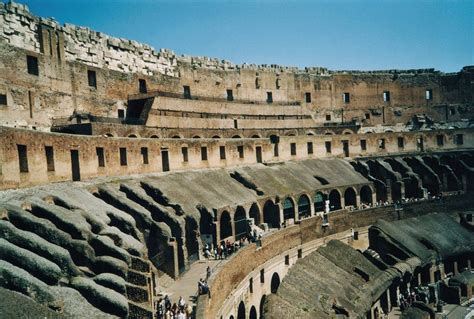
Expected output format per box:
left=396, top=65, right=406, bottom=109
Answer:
left=266, top=92, right=273, bottom=104
left=456, top=134, right=464, bottom=145
left=249, top=278, right=253, bottom=293
left=238, top=145, right=244, bottom=159
left=0, top=94, right=7, bottom=105
left=182, top=147, right=188, bottom=162
left=260, top=269, right=265, bottom=283
left=119, top=147, right=127, bottom=166
left=45, top=146, right=55, bottom=172
left=305, top=92, right=311, bottom=103
left=226, top=89, right=233, bottom=101
left=27, top=55, right=39, bottom=76
left=96, top=147, right=105, bottom=167
left=343, top=92, right=350, bottom=103
left=297, top=249, right=302, bottom=259
left=118, top=109, right=125, bottom=119
left=326, top=114, right=331, bottom=121
left=219, top=146, right=226, bottom=160
left=234, top=119, right=238, bottom=129
left=139, top=79, right=147, bottom=93
left=436, top=135, right=444, bottom=146
left=285, top=255, right=290, bottom=265
left=87, top=70, right=97, bottom=88
left=397, top=137, right=404, bottom=149
left=360, top=139, right=367, bottom=151
left=290, top=143, right=296, bottom=156
left=325, top=141, right=332, bottom=153
left=17, top=144, right=29, bottom=173
left=307, top=142, right=313, bottom=155
left=183, top=85, right=191, bottom=99
left=141, top=147, right=149, bottom=164
left=383, top=91, right=391, bottom=102
left=379, top=139, right=386, bottom=150
left=425, top=89, right=433, bottom=100
left=201, top=146, right=208, bottom=161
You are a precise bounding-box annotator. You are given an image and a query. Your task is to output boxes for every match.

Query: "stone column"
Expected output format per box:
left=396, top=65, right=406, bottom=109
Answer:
left=386, top=179, right=392, bottom=203
left=356, top=194, right=361, bottom=208
left=278, top=204, right=284, bottom=228
left=386, top=289, right=392, bottom=312
left=454, top=261, right=459, bottom=276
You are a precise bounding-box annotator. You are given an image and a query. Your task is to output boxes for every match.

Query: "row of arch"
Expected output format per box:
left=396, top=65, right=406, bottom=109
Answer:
left=217, top=185, right=374, bottom=242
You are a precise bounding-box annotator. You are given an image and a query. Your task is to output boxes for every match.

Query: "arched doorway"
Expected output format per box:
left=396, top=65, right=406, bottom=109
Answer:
left=283, top=197, right=295, bottom=221
left=344, top=187, right=357, bottom=207
left=237, top=301, right=245, bottom=319
left=263, top=200, right=280, bottom=228
left=328, top=190, right=341, bottom=211
left=234, top=207, right=247, bottom=241
left=220, top=211, right=232, bottom=240
left=314, top=192, right=327, bottom=213
left=259, top=295, right=266, bottom=319
left=298, top=195, right=311, bottom=219
left=249, top=203, right=261, bottom=227
left=249, top=306, right=257, bottom=319
left=270, top=272, right=280, bottom=293
left=360, top=186, right=373, bottom=205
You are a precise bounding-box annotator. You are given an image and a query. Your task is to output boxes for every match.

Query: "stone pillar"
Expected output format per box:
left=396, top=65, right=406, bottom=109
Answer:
left=372, top=192, right=377, bottom=206
left=462, top=175, right=467, bottom=192
left=396, top=286, right=401, bottom=306
left=386, top=179, right=392, bottom=203
left=386, top=288, right=392, bottom=312
left=214, top=221, right=221, bottom=245
left=356, top=194, right=361, bottom=208
left=294, top=204, right=299, bottom=222
left=278, top=204, right=284, bottom=228
left=429, top=266, right=435, bottom=284
left=454, top=261, right=459, bottom=276
left=400, top=182, right=406, bottom=200
left=442, top=174, right=448, bottom=192
left=417, top=273, right=422, bottom=286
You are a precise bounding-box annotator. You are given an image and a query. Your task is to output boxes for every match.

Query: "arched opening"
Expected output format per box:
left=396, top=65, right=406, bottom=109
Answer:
left=283, top=197, right=295, bottom=221
left=220, top=211, right=232, bottom=240
left=298, top=195, right=311, bottom=219
left=212, top=135, right=221, bottom=139
left=329, top=190, right=341, bottom=211
left=259, top=295, right=266, bottom=319
left=263, top=200, right=280, bottom=229
left=104, top=133, right=114, bottom=137
left=232, top=135, right=242, bottom=139
left=344, top=187, right=357, bottom=207
left=237, top=301, right=245, bottom=319
left=128, top=134, right=137, bottom=138
left=251, top=134, right=261, bottom=138
left=249, top=306, right=257, bottom=319
left=199, top=208, right=215, bottom=246
left=270, top=272, right=280, bottom=293
left=234, top=207, right=247, bottom=241
left=171, top=135, right=181, bottom=139
left=192, top=135, right=201, bottom=139
left=314, top=192, right=327, bottom=212
left=360, top=186, right=373, bottom=205
left=230, top=316, right=234, bottom=319
left=185, top=217, right=199, bottom=263
left=150, top=135, right=159, bottom=138
left=249, top=203, right=261, bottom=227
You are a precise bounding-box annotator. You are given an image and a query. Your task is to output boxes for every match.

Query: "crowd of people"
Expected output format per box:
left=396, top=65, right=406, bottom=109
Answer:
left=202, top=236, right=253, bottom=261
left=155, top=295, right=193, bottom=319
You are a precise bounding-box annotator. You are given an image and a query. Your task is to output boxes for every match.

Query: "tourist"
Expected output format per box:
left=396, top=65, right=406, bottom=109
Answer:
left=178, top=296, right=185, bottom=310
left=206, top=265, right=211, bottom=280
left=176, top=309, right=186, bottom=319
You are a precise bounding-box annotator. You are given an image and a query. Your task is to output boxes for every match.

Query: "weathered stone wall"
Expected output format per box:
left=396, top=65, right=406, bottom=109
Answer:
left=1, top=126, right=472, bottom=189
left=0, top=2, right=472, bottom=131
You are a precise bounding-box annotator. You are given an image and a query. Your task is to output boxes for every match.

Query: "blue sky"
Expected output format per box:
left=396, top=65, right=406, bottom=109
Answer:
left=15, top=0, right=473, bottom=72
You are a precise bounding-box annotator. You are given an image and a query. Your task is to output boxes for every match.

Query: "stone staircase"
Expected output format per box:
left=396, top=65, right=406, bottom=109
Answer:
left=127, top=256, right=154, bottom=319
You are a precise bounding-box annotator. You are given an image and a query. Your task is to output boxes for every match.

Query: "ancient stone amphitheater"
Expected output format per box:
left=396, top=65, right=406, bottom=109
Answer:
left=0, top=2, right=473, bottom=319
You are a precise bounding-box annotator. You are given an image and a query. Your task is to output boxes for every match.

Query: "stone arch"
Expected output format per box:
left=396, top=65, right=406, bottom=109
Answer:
left=171, top=135, right=181, bottom=139
left=237, top=301, right=245, bottom=319
left=212, top=135, right=221, bottom=139
left=344, top=187, right=357, bottom=207
left=270, top=272, right=280, bottom=293
left=128, top=134, right=138, bottom=138
left=249, top=306, right=257, bottom=319
left=249, top=203, right=261, bottom=227
left=285, top=130, right=297, bottom=137
left=149, top=134, right=159, bottom=138
left=104, top=132, right=114, bottom=137
left=329, top=189, right=341, bottom=211
left=259, top=295, right=266, bottom=318
left=306, top=130, right=316, bottom=136
left=230, top=316, right=234, bottom=319
left=313, top=191, right=327, bottom=212
left=220, top=211, right=232, bottom=240
left=360, top=186, right=373, bottom=205
left=199, top=208, right=215, bottom=245
left=251, top=134, right=261, bottom=138
left=234, top=206, right=247, bottom=240
left=298, top=194, right=311, bottom=219
left=342, top=129, right=354, bottom=135
left=283, top=197, right=295, bottom=221
left=232, top=135, right=242, bottom=139
left=192, top=135, right=201, bottom=139
left=263, top=199, right=280, bottom=229
left=324, top=130, right=335, bottom=135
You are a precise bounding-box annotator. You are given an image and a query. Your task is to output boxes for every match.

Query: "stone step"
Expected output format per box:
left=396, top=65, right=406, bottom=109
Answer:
left=126, top=283, right=150, bottom=303
left=156, top=270, right=175, bottom=290
left=128, top=269, right=149, bottom=286
left=128, top=301, right=153, bottom=319
left=131, top=256, right=150, bottom=273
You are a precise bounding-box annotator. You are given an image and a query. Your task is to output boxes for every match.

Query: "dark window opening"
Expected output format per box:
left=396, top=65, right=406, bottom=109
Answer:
left=249, top=278, right=253, bottom=293
left=96, top=147, right=105, bottom=167
left=425, top=89, right=433, bottom=100
left=365, top=113, right=370, bottom=120
left=27, top=55, right=39, bottom=76
left=266, top=92, right=273, bottom=104
left=182, top=147, right=188, bottom=162
left=449, top=108, right=456, bottom=115
left=234, top=119, right=238, bottom=129
left=141, top=147, right=149, bottom=164
left=342, top=140, right=349, bottom=157
left=161, top=150, right=170, bottom=172
left=325, top=141, right=332, bottom=153
left=0, top=94, right=7, bottom=105
left=17, top=144, right=28, bottom=173
left=305, top=92, right=311, bottom=103
left=383, top=91, right=390, bottom=102
left=256, top=146, right=262, bottom=163
left=379, top=139, right=386, bottom=150
left=273, top=143, right=279, bottom=157
left=45, top=146, right=55, bottom=172
left=118, top=109, right=125, bottom=118
left=260, top=269, right=265, bottom=283
left=297, top=249, right=302, bottom=259
left=238, top=145, right=244, bottom=159
left=201, top=146, right=208, bottom=161
left=119, top=147, right=127, bottom=166
left=456, top=134, right=464, bottom=145
left=220, top=146, right=226, bottom=160
left=397, top=137, right=404, bottom=149
left=227, top=89, right=234, bottom=101
left=436, top=135, right=444, bottom=146
left=360, top=139, right=367, bottom=151
left=285, top=255, right=289, bottom=265
left=307, top=142, right=313, bottom=154
left=87, top=70, right=97, bottom=88
left=343, top=92, right=350, bottom=103
left=139, top=79, right=147, bottom=93
left=290, top=143, right=296, bottom=156
left=326, top=114, right=331, bottom=121
left=183, top=85, right=191, bottom=99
